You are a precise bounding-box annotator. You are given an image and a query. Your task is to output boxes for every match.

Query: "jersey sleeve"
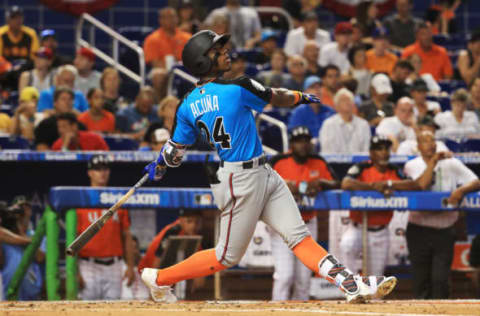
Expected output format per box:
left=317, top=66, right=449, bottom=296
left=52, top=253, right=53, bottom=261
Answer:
left=236, top=77, right=272, bottom=112
left=171, top=103, right=198, bottom=145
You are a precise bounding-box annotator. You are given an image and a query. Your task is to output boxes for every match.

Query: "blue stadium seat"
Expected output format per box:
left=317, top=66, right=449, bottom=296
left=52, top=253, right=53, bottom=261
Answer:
left=443, top=139, right=463, bottom=152
left=0, top=136, right=31, bottom=149
left=428, top=96, right=451, bottom=112
left=438, top=80, right=467, bottom=94
left=462, top=138, right=480, bottom=152
left=103, top=136, right=139, bottom=150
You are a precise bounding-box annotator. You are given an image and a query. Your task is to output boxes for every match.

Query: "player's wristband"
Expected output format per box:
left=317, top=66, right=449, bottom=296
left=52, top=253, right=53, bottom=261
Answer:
left=292, top=91, right=303, bottom=106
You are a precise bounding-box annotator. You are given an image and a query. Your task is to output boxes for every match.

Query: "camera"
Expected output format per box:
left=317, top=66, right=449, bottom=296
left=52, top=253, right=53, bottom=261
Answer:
left=0, top=201, right=24, bottom=232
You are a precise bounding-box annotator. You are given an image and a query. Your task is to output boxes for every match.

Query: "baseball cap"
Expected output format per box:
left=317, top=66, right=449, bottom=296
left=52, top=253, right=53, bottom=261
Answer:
left=261, top=29, right=277, bottom=42
left=153, top=128, right=170, bottom=143
left=418, top=115, right=440, bottom=130
left=35, top=47, right=53, bottom=60
left=303, top=75, right=322, bottom=90
left=289, top=125, right=311, bottom=141
left=6, top=6, right=23, bottom=19
left=87, top=155, right=110, bottom=170
left=371, top=73, right=392, bottom=95
left=19, top=86, right=40, bottom=102
left=230, top=51, right=246, bottom=62
left=40, top=29, right=56, bottom=40
left=335, top=22, right=353, bottom=35
left=370, top=135, right=392, bottom=150
left=372, top=26, right=389, bottom=39
left=410, top=78, right=429, bottom=92
left=77, top=47, right=95, bottom=62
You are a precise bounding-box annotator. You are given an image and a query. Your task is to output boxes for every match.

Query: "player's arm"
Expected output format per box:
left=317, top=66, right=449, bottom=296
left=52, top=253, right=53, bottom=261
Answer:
left=415, top=152, right=452, bottom=190
left=270, top=88, right=321, bottom=108
left=341, top=177, right=374, bottom=191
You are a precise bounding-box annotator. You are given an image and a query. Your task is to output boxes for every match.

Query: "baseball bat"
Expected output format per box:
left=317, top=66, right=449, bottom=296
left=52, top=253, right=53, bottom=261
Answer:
left=66, top=173, right=150, bottom=256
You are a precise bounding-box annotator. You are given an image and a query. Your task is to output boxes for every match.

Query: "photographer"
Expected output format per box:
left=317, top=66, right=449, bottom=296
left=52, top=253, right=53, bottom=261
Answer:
left=0, top=198, right=44, bottom=300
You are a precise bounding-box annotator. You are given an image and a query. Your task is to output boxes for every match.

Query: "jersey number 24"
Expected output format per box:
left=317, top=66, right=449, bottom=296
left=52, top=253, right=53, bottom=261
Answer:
left=197, top=117, right=231, bottom=149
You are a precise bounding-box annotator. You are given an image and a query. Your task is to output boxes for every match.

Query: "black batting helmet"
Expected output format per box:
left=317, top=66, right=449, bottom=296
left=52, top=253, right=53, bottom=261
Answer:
left=182, top=30, right=230, bottom=77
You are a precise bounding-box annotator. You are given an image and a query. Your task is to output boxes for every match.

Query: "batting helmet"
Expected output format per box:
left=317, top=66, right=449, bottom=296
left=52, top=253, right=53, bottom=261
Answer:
left=182, top=30, right=230, bottom=77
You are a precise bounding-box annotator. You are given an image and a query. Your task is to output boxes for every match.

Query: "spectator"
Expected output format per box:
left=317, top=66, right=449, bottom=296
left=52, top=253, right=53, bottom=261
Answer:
left=435, top=88, right=480, bottom=138
left=74, top=47, right=101, bottom=97
left=223, top=51, right=246, bottom=79
left=404, top=131, right=477, bottom=299
left=410, top=78, right=441, bottom=121
left=139, top=127, right=170, bottom=152
left=350, top=21, right=369, bottom=48
left=34, top=88, right=79, bottom=150
left=284, top=12, right=331, bottom=59
left=0, top=112, right=12, bottom=134
left=457, top=30, right=480, bottom=87
left=269, top=126, right=339, bottom=300
left=144, top=7, right=191, bottom=99
left=469, top=78, right=480, bottom=120
left=207, top=13, right=229, bottom=37
left=397, top=115, right=449, bottom=155
left=204, top=0, right=261, bottom=49
left=256, top=49, right=290, bottom=88
left=116, top=88, right=159, bottom=140
left=39, top=29, right=71, bottom=68
left=406, top=53, right=441, bottom=93
left=0, top=6, right=39, bottom=64
left=255, top=29, right=278, bottom=65
left=359, top=73, right=395, bottom=126
left=351, top=1, right=382, bottom=39
left=319, top=22, right=353, bottom=74
left=288, top=75, right=336, bottom=137
left=389, top=59, right=415, bottom=103
left=401, top=22, right=453, bottom=81
left=100, top=67, right=126, bottom=114
left=429, top=0, right=461, bottom=35
left=51, top=113, right=109, bottom=151
left=177, top=0, right=200, bottom=35
left=303, top=40, right=322, bottom=78
left=77, top=155, right=135, bottom=300
left=78, top=88, right=115, bottom=133
left=120, top=235, right=150, bottom=300
left=383, top=0, right=422, bottom=49
left=320, top=88, right=371, bottom=153
left=9, top=87, right=43, bottom=141
left=37, top=64, right=89, bottom=113
left=341, top=135, right=419, bottom=275
left=18, top=47, right=55, bottom=93
left=365, top=27, right=398, bottom=75
left=347, top=44, right=371, bottom=97
left=157, top=95, right=179, bottom=132
left=320, top=64, right=341, bottom=109
left=376, top=96, right=416, bottom=152
left=284, top=55, right=307, bottom=91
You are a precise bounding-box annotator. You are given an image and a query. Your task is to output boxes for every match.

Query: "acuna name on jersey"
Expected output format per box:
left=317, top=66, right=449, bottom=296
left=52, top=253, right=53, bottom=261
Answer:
left=190, top=94, right=219, bottom=118
left=100, top=192, right=160, bottom=205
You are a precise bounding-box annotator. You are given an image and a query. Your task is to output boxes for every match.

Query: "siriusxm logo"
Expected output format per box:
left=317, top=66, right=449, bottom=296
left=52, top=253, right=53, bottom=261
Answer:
left=100, top=192, right=160, bottom=206
left=350, top=196, right=408, bottom=209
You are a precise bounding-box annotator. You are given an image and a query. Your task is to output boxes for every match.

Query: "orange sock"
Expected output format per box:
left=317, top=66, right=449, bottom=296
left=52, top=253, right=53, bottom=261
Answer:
left=156, top=249, right=227, bottom=286
left=292, top=236, right=329, bottom=276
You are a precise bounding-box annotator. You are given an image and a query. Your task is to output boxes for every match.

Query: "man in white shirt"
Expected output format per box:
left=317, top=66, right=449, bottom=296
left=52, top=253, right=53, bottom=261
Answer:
left=319, top=22, right=352, bottom=74
left=74, top=47, right=101, bottom=97
left=397, top=116, right=448, bottom=155
left=320, top=88, right=371, bottom=153
left=434, top=88, right=480, bottom=138
left=284, top=12, right=331, bottom=58
left=376, top=96, right=416, bottom=152
left=404, top=131, right=478, bottom=299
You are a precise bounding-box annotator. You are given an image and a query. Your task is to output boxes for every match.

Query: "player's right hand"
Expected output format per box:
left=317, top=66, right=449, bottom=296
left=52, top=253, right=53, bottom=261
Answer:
left=144, top=157, right=167, bottom=181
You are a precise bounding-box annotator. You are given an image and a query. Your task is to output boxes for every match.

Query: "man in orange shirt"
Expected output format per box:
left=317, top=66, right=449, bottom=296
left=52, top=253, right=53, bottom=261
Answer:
left=78, top=88, right=115, bottom=133
left=320, top=64, right=340, bottom=109
left=401, top=22, right=452, bottom=81
left=365, top=27, right=398, bottom=75
left=143, top=7, right=191, bottom=99
left=77, top=155, right=136, bottom=300
left=269, top=126, right=340, bottom=301
left=340, top=136, right=419, bottom=276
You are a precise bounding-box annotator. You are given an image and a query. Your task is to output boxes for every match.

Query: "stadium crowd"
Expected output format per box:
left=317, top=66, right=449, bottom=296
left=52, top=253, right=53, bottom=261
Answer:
left=2, top=0, right=480, bottom=302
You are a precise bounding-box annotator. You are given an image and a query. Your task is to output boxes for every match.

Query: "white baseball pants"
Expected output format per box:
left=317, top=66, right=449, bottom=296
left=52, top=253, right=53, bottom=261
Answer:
left=78, top=258, right=123, bottom=300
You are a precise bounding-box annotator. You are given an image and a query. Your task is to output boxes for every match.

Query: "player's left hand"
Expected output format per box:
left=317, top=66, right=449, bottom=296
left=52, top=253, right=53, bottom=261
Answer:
left=123, top=266, right=136, bottom=286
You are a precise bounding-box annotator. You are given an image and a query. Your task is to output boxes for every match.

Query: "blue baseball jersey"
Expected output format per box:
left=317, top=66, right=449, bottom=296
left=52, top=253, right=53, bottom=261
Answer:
left=172, top=77, right=272, bottom=162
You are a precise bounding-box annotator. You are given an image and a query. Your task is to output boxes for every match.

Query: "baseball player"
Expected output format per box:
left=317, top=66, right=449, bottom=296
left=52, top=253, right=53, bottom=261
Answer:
left=141, top=30, right=397, bottom=303
left=269, top=126, right=340, bottom=301
left=340, top=136, right=420, bottom=276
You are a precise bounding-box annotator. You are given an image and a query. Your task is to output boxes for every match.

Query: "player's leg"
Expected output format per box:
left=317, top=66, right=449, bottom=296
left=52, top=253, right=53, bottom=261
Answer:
left=260, top=166, right=397, bottom=303
left=431, top=226, right=455, bottom=299
left=78, top=260, right=101, bottom=300
left=339, top=223, right=362, bottom=274
left=406, top=223, right=433, bottom=299
left=292, top=217, right=317, bottom=301
left=270, top=229, right=295, bottom=300
left=103, top=259, right=123, bottom=300
left=368, top=229, right=389, bottom=276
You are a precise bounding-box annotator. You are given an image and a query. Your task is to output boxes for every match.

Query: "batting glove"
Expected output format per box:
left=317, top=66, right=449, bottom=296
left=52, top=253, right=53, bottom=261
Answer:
left=144, top=151, right=167, bottom=181
left=294, top=91, right=322, bottom=106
